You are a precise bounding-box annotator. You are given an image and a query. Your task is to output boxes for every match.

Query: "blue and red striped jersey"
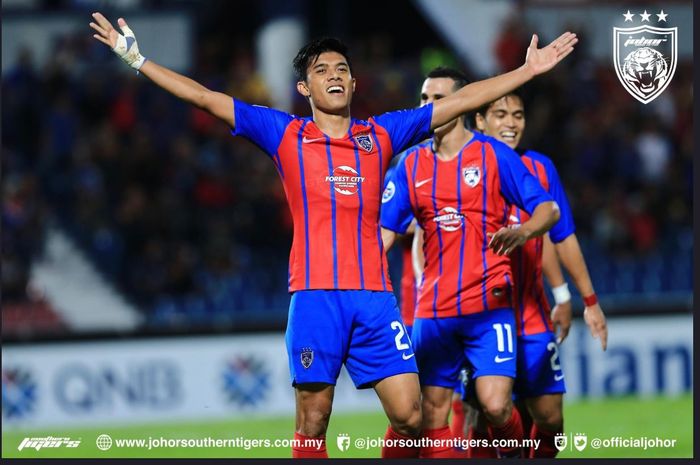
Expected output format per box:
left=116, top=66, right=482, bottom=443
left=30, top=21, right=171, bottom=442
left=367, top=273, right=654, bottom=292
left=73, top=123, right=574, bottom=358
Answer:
left=508, top=149, right=575, bottom=336
left=232, top=99, right=433, bottom=292
left=381, top=133, right=553, bottom=319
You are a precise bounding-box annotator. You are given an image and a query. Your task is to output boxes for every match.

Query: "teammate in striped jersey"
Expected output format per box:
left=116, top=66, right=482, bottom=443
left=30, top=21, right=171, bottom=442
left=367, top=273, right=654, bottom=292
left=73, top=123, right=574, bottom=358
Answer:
left=91, top=12, right=577, bottom=458
left=381, top=67, right=561, bottom=458
left=464, top=92, right=608, bottom=458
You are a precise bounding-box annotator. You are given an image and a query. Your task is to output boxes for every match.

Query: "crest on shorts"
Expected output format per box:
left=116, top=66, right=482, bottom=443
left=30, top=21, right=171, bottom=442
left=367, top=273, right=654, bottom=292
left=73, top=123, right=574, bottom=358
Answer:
left=462, top=166, right=480, bottom=188
left=354, top=134, right=373, bottom=153
left=300, top=348, right=314, bottom=369
left=554, top=433, right=568, bottom=452
left=613, top=25, right=677, bottom=104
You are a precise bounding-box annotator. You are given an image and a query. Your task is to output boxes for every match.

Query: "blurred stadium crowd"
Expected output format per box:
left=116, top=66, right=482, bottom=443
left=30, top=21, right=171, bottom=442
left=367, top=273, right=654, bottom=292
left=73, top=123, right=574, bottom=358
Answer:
left=2, top=11, right=692, bottom=334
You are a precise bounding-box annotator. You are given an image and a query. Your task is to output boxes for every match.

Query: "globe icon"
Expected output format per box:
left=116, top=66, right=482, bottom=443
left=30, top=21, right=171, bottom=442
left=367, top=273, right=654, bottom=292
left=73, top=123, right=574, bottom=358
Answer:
left=96, top=434, right=113, bottom=451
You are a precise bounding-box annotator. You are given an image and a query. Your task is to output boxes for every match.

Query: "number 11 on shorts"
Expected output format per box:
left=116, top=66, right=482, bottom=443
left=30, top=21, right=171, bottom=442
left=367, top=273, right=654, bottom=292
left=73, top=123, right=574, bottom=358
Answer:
left=492, top=323, right=514, bottom=353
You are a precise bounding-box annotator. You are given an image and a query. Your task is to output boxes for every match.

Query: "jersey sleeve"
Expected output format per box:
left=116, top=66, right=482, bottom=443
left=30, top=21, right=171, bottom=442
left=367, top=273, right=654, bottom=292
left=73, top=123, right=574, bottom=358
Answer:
left=542, top=157, right=575, bottom=243
left=230, top=98, right=294, bottom=157
left=373, top=104, right=433, bottom=155
left=380, top=155, right=414, bottom=234
left=493, top=141, right=554, bottom=214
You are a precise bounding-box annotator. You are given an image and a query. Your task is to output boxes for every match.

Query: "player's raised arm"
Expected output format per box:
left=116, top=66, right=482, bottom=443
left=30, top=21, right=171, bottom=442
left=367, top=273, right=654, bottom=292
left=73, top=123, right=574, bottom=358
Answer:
left=90, top=12, right=235, bottom=128
left=430, top=32, right=577, bottom=130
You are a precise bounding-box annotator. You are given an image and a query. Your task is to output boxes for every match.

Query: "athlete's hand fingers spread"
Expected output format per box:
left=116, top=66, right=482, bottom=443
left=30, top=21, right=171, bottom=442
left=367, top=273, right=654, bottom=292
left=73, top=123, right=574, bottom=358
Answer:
left=92, top=12, right=115, bottom=32
left=90, top=12, right=120, bottom=48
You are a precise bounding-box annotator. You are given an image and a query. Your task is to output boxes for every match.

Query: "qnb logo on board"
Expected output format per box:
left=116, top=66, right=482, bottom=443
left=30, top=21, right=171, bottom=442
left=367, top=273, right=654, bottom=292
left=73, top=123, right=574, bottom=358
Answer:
left=325, top=166, right=366, bottom=196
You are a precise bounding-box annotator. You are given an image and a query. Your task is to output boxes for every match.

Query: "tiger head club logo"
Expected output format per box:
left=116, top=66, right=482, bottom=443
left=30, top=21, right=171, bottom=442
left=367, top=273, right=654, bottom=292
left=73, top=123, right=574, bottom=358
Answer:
left=613, top=9, right=677, bottom=104
left=462, top=166, right=480, bottom=188
left=353, top=133, right=373, bottom=153
left=300, top=348, right=314, bottom=369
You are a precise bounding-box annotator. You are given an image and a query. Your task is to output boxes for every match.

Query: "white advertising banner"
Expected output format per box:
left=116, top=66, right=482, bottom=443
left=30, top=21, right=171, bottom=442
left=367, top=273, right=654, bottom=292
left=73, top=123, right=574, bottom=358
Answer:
left=1, top=334, right=381, bottom=430
left=558, top=314, right=692, bottom=398
left=2, top=315, right=692, bottom=430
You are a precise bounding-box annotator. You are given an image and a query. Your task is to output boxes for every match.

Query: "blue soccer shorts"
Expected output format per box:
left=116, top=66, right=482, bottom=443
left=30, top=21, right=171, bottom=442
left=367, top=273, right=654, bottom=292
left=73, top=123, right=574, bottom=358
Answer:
left=513, top=330, right=567, bottom=399
left=285, top=290, right=417, bottom=389
left=411, top=308, right=517, bottom=389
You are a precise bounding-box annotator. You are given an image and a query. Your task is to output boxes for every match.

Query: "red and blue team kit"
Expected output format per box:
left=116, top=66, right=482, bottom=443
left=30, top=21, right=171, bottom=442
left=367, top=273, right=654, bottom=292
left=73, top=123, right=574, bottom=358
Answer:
left=232, top=99, right=431, bottom=387
left=381, top=133, right=573, bottom=393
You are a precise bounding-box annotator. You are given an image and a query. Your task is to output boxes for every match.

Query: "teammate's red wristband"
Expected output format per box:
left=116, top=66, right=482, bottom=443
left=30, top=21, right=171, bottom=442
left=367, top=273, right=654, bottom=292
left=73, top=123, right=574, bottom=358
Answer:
left=583, top=294, right=598, bottom=307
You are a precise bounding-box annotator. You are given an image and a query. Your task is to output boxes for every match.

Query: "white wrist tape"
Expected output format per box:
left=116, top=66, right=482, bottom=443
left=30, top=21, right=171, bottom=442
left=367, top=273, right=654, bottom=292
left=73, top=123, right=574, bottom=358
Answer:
left=552, top=283, right=571, bottom=305
left=112, top=24, right=146, bottom=70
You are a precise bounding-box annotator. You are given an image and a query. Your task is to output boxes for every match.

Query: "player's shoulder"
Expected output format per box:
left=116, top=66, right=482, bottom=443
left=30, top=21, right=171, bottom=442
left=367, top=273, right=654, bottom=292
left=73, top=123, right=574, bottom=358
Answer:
left=397, top=139, right=432, bottom=163
left=521, top=149, right=553, bottom=165
left=521, top=149, right=559, bottom=173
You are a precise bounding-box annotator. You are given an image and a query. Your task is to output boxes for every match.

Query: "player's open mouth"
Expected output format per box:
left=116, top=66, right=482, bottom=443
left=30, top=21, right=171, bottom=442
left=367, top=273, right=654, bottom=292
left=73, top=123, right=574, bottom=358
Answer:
left=500, top=131, right=518, bottom=142
left=327, top=85, right=344, bottom=94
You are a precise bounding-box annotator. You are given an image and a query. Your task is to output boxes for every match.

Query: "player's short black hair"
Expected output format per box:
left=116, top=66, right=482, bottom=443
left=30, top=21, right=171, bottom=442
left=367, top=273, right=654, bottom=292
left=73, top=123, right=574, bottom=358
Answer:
left=426, top=66, right=470, bottom=91
left=470, top=90, right=525, bottom=128
left=293, top=37, right=352, bottom=82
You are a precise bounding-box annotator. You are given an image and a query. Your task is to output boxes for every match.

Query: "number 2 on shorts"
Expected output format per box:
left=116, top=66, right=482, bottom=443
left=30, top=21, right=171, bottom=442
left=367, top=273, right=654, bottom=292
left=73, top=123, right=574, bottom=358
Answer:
left=390, top=321, right=410, bottom=351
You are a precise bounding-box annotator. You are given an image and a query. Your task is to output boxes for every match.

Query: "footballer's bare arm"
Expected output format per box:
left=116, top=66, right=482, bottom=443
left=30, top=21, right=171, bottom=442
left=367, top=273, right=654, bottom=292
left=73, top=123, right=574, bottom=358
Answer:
left=430, top=32, right=577, bottom=130
left=90, top=13, right=235, bottom=128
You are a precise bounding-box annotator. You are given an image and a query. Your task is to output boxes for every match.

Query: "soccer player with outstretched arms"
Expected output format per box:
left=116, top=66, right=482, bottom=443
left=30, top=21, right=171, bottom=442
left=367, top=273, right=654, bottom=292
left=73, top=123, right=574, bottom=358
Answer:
left=90, top=12, right=576, bottom=458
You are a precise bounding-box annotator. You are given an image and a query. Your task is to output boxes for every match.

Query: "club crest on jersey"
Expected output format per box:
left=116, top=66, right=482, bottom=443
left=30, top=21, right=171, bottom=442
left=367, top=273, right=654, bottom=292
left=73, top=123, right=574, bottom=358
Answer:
left=613, top=20, right=677, bottom=104
left=354, top=134, right=373, bottom=153
left=300, top=348, right=314, bottom=369
left=463, top=166, right=481, bottom=188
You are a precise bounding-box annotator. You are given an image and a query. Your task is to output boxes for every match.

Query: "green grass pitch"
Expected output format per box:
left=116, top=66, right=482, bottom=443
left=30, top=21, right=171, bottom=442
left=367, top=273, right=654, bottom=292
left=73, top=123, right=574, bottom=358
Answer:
left=2, top=394, right=692, bottom=458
